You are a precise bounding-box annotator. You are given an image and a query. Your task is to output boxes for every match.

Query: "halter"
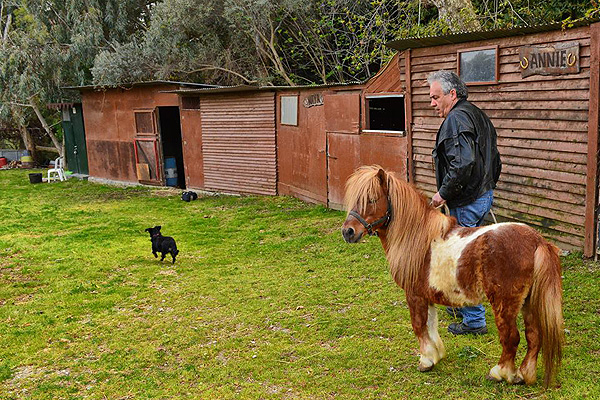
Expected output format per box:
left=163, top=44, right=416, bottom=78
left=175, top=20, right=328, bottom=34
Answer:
left=348, top=197, right=392, bottom=236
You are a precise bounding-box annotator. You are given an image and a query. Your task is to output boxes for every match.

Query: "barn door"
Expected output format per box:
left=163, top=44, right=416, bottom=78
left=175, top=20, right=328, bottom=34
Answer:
left=133, top=109, right=164, bottom=185
left=324, top=90, right=362, bottom=210
left=326, top=132, right=360, bottom=210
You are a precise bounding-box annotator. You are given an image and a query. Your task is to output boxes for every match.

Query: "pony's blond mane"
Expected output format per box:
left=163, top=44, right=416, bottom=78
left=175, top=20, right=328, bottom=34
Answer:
left=345, top=165, right=452, bottom=289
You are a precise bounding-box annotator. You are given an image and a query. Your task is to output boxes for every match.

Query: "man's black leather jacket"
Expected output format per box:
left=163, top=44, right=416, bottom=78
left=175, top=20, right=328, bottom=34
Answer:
left=432, top=99, right=502, bottom=208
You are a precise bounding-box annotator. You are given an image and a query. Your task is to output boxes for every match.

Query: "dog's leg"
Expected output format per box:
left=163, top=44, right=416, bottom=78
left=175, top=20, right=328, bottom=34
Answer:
left=153, top=251, right=158, bottom=258
left=172, top=253, right=176, bottom=264
left=160, top=252, right=166, bottom=262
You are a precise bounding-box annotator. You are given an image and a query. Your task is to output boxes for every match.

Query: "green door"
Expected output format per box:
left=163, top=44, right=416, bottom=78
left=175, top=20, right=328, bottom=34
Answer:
left=63, top=104, right=88, bottom=174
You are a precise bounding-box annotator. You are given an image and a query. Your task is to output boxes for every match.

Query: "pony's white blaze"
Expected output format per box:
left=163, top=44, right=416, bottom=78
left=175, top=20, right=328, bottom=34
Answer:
left=429, top=223, right=522, bottom=305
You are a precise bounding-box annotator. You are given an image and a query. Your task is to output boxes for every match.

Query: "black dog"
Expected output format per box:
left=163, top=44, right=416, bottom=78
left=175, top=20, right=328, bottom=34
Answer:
left=144, top=226, right=179, bottom=264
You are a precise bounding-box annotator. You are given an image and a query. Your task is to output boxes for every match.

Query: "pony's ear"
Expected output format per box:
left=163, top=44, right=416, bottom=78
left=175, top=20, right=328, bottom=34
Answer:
left=377, top=168, right=388, bottom=192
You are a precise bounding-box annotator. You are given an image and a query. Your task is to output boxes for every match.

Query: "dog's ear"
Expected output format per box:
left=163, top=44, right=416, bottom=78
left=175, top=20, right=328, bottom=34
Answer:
left=145, top=228, right=151, bottom=233
left=156, top=225, right=162, bottom=231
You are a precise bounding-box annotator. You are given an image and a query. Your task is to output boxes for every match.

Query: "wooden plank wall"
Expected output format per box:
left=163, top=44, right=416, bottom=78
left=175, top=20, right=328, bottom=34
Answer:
left=364, top=53, right=406, bottom=94
left=409, top=26, right=591, bottom=250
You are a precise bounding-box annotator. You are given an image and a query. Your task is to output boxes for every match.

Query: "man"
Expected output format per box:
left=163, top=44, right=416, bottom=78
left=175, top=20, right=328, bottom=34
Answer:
left=428, top=70, right=502, bottom=335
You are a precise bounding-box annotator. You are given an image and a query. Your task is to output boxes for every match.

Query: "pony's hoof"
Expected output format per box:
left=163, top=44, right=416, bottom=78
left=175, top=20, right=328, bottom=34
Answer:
left=418, top=364, right=434, bottom=372
left=486, top=374, right=502, bottom=383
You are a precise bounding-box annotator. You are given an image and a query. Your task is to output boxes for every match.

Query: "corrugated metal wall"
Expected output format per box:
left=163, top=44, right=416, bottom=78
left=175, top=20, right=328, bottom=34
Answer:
left=201, top=92, right=277, bottom=195
left=408, top=26, right=591, bottom=250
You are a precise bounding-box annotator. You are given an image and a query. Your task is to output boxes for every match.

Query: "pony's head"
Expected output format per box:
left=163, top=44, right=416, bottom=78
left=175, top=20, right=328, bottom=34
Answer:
left=341, top=165, right=391, bottom=243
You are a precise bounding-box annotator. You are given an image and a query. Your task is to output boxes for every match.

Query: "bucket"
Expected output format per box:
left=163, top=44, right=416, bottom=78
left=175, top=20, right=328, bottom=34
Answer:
left=21, top=155, right=34, bottom=168
left=0, top=157, right=7, bottom=168
left=165, top=157, right=178, bottom=187
left=29, top=173, right=43, bottom=184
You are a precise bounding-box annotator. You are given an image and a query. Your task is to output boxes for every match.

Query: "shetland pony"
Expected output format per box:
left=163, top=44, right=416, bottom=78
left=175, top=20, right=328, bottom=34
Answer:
left=341, top=165, right=563, bottom=387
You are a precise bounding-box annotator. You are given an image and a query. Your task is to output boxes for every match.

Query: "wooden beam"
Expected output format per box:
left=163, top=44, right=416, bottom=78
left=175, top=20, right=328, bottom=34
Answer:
left=405, top=49, right=415, bottom=183
left=584, top=22, right=600, bottom=257
left=35, top=146, right=60, bottom=153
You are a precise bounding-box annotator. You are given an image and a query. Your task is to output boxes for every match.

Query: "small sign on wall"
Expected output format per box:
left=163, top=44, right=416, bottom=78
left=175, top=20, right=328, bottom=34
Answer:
left=519, top=42, right=579, bottom=78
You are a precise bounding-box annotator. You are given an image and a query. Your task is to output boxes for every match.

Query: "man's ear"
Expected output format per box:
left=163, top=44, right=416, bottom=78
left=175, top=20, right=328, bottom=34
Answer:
left=450, top=88, right=457, bottom=100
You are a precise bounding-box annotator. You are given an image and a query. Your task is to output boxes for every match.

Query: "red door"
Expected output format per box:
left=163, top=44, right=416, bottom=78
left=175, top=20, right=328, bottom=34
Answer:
left=133, top=110, right=164, bottom=185
left=324, top=90, right=362, bottom=210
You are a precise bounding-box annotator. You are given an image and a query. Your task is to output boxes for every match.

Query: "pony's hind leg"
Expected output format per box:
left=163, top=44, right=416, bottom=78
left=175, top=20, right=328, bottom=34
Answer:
left=407, top=295, right=445, bottom=371
left=519, top=299, right=540, bottom=384
left=488, top=303, right=522, bottom=384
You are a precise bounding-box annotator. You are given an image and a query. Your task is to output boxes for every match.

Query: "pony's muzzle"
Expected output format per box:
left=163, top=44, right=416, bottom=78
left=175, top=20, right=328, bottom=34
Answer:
left=342, top=226, right=362, bottom=243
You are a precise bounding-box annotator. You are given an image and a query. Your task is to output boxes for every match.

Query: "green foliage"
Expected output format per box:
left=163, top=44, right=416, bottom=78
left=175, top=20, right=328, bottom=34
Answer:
left=0, top=0, right=152, bottom=138
left=473, top=0, right=599, bottom=28
left=3, top=0, right=600, bottom=108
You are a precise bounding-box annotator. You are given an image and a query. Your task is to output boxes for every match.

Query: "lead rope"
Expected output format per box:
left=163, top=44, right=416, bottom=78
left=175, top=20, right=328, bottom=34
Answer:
left=433, top=203, right=499, bottom=224
left=489, top=208, right=498, bottom=224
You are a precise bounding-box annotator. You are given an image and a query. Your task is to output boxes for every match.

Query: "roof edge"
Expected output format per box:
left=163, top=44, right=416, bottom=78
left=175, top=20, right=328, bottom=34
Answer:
left=62, top=80, right=219, bottom=91
left=386, top=18, right=599, bottom=51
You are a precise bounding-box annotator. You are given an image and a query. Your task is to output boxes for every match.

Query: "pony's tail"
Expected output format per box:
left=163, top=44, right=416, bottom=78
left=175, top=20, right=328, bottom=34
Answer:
left=532, top=242, right=564, bottom=388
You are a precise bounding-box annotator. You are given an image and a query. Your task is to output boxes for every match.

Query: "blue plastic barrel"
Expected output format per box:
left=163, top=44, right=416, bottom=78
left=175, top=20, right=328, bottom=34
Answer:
left=165, top=157, right=178, bottom=187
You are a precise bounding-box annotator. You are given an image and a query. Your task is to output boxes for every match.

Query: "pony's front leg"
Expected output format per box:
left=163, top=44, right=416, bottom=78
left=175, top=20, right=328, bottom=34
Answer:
left=407, top=294, right=445, bottom=372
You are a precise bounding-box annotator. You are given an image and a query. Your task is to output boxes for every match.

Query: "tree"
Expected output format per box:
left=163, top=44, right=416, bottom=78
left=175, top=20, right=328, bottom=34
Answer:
left=0, top=0, right=152, bottom=159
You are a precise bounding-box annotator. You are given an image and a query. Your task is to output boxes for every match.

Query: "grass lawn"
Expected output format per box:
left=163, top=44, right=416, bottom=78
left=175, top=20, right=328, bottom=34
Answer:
left=0, top=169, right=598, bottom=399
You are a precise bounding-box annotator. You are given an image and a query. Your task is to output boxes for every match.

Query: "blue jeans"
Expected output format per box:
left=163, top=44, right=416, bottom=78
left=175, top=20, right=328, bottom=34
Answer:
left=447, top=190, right=493, bottom=328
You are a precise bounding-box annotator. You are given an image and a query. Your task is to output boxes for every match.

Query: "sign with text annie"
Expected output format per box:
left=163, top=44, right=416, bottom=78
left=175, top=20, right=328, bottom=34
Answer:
left=519, top=43, right=580, bottom=78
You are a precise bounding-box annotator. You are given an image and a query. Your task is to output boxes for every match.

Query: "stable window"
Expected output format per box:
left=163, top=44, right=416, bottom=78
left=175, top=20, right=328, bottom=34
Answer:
left=364, top=95, right=405, bottom=134
left=458, top=45, right=499, bottom=84
left=280, top=96, right=298, bottom=126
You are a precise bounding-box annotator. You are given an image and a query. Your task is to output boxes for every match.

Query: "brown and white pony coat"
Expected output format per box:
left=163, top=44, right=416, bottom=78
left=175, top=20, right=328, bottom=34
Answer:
left=341, top=165, right=563, bottom=387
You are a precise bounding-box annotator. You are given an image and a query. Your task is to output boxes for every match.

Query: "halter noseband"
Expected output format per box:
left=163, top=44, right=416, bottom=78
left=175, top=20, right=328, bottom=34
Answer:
left=348, top=197, right=392, bottom=236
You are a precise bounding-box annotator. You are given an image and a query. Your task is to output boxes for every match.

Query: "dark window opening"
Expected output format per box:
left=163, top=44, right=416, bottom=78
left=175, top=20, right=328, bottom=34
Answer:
left=158, top=106, right=186, bottom=189
left=367, top=96, right=405, bottom=132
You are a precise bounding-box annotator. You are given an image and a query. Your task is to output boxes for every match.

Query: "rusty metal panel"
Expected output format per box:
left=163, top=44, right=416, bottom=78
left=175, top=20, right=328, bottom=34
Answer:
left=324, top=91, right=361, bottom=134
left=180, top=108, right=204, bottom=189
left=80, top=84, right=181, bottom=183
left=326, top=132, right=408, bottom=210
left=327, top=133, right=360, bottom=210
left=403, top=27, right=592, bottom=250
left=201, top=92, right=276, bottom=195
left=86, top=139, right=136, bottom=181
left=277, top=89, right=327, bottom=204
left=359, top=134, right=407, bottom=178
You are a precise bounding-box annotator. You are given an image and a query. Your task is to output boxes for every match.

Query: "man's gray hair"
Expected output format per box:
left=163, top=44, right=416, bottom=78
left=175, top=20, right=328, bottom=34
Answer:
left=427, top=70, right=468, bottom=100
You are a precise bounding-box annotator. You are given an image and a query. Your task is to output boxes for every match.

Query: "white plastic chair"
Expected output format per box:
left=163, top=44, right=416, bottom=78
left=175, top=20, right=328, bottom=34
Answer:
left=47, top=156, right=66, bottom=182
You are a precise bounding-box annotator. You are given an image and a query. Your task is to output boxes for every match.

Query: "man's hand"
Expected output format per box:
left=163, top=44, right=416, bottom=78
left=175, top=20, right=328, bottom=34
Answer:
left=431, top=192, right=446, bottom=208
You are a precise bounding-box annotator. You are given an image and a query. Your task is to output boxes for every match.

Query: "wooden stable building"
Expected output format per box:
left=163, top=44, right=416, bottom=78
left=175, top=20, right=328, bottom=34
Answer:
left=172, top=81, right=407, bottom=210
left=385, top=19, right=600, bottom=255
left=72, top=81, right=216, bottom=188
left=73, top=20, right=600, bottom=255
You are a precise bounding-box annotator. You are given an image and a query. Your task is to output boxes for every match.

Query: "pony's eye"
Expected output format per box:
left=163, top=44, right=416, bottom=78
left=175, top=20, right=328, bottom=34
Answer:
left=369, top=198, right=378, bottom=204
